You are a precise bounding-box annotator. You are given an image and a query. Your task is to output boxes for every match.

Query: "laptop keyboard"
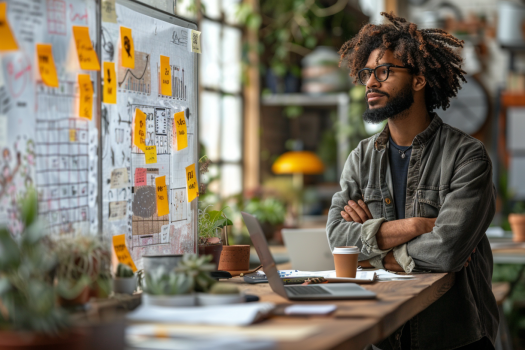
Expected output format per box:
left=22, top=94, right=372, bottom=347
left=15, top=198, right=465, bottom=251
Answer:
left=286, top=285, right=331, bottom=296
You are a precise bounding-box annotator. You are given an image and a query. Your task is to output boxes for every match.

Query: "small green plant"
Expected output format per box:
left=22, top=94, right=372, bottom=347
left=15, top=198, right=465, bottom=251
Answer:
left=209, top=283, right=240, bottom=295
left=143, top=266, right=192, bottom=296
left=0, top=188, right=69, bottom=334
left=244, top=197, right=286, bottom=226
left=115, top=263, right=134, bottom=278
left=176, top=254, right=216, bottom=293
left=198, top=206, right=233, bottom=245
left=512, top=202, right=525, bottom=215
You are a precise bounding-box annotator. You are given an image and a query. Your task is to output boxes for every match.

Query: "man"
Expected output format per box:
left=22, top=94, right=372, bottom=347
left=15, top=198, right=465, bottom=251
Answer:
left=327, top=12, right=498, bottom=350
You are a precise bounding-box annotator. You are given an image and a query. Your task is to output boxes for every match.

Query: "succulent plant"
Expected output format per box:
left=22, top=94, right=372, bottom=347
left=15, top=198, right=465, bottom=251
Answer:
left=0, top=187, right=69, bottom=334
left=116, top=263, right=134, bottom=278
left=209, top=283, right=240, bottom=295
left=143, top=266, right=192, bottom=295
left=176, top=254, right=216, bottom=293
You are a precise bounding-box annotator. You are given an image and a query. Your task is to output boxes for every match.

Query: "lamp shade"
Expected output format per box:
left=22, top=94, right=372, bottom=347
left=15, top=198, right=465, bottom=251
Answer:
left=271, top=151, right=325, bottom=175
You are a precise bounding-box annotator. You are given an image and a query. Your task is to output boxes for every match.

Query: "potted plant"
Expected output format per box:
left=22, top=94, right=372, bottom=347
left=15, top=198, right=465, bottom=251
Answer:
left=244, top=197, right=286, bottom=241
left=0, top=188, right=85, bottom=349
left=198, top=206, right=233, bottom=269
left=113, top=263, right=137, bottom=295
left=142, top=266, right=194, bottom=307
left=197, top=283, right=244, bottom=306
left=509, top=202, right=525, bottom=242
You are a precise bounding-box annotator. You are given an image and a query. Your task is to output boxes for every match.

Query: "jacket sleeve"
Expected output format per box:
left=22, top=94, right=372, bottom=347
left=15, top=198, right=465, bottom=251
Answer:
left=326, top=148, right=391, bottom=265
left=406, top=158, right=496, bottom=273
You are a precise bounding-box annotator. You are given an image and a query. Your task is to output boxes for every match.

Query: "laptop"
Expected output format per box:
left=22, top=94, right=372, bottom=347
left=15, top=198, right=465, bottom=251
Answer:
left=282, top=228, right=335, bottom=270
left=242, top=212, right=376, bottom=300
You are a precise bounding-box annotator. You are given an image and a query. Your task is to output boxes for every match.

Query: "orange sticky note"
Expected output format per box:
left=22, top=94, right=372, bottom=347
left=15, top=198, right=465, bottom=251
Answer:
left=72, top=26, right=101, bottom=71
left=185, top=163, right=198, bottom=202
left=145, top=145, right=157, bottom=164
left=120, top=27, right=135, bottom=69
left=174, top=111, right=188, bottom=151
left=160, top=55, right=171, bottom=96
left=78, top=74, right=93, bottom=120
left=69, top=129, right=76, bottom=142
left=133, top=108, right=146, bottom=152
left=103, top=62, right=117, bottom=104
left=155, top=176, right=170, bottom=217
left=36, top=44, right=59, bottom=87
left=0, top=3, right=18, bottom=51
left=112, top=234, right=137, bottom=272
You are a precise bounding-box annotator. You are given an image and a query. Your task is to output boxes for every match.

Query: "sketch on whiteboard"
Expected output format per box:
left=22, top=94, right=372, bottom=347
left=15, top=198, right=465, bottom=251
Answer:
left=118, top=52, right=151, bottom=95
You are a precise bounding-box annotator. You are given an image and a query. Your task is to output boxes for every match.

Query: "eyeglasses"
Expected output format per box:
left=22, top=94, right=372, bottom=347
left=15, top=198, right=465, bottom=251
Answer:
left=357, top=64, right=411, bottom=85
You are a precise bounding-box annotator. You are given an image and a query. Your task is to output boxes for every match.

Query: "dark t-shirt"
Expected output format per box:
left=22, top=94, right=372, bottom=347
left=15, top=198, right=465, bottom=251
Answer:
left=388, top=136, right=412, bottom=220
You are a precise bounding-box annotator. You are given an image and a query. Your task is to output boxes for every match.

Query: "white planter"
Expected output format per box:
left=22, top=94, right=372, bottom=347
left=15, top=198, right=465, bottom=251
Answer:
left=113, top=276, right=137, bottom=295
left=143, top=293, right=196, bottom=307
left=197, top=293, right=244, bottom=306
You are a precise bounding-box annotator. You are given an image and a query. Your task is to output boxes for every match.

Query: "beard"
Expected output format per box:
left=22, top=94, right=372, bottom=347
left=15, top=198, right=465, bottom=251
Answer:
left=362, top=83, right=414, bottom=124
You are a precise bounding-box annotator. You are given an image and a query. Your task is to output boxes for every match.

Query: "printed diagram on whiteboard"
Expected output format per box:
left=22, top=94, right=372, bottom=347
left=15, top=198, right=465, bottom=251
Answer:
left=130, top=104, right=190, bottom=249
left=35, top=82, right=90, bottom=234
left=118, top=51, right=151, bottom=95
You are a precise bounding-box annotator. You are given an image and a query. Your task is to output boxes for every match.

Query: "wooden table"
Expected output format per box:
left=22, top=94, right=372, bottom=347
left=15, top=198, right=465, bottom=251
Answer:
left=230, top=271, right=454, bottom=350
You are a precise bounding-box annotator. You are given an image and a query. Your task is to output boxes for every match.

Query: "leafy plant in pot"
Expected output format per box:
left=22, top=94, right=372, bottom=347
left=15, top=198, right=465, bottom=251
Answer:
left=244, top=197, right=286, bottom=241
left=0, top=188, right=85, bottom=349
left=509, top=202, right=525, bottom=242
left=198, top=206, right=233, bottom=269
left=113, top=263, right=137, bottom=295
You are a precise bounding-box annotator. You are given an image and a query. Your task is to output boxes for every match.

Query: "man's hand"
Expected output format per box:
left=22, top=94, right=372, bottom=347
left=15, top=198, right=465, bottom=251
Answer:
left=340, top=199, right=373, bottom=223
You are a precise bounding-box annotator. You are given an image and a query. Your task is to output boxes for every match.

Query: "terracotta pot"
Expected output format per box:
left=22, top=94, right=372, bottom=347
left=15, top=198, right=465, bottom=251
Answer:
left=198, top=244, right=223, bottom=270
left=58, top=285, right=90, bottom=307
left=510, top=214, right=525, bottom=242
left=0, top=328, right=87, bottom=350
left=218, top=245, right=250, bottom=272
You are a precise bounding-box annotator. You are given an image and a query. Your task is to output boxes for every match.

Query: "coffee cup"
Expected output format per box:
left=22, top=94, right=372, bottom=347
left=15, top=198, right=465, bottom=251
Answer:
left=333, top=246, right=360, bottom=278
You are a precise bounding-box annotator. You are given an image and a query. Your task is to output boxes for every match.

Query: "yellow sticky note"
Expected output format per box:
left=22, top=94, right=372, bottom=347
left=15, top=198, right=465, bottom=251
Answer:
left=112, top=234, right=137, bottom=272
left=174, top=111, right=188, bottom=151
left=103, top=61, right=117, bottom=104
left=155, top=176, right=170, bottom=217
left=69, top=129, right=76, bottom=142
left=160, top=55, right=172, bottom=96
left=133, top=108, right=146, bottom=152
left=190, top=30, right=201, bottom=54
left=0, top=3, right=18, bottom=51
left=72, top=26, right=101, bottom=71
left=145, top=145, right=157, bottom=164
left=120, top=27, right=135, bottom=69
left=185, top=163, right=198, bottom=202
left=36, top=44, right=59, bottom=88
left=78, top=74, right=93, bottom=120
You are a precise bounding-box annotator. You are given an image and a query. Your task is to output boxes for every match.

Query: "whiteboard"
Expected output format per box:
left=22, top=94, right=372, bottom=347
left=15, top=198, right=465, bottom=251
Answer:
left=101, top=0, right=199, bottom=268
left=0, top=0, right=100, bottom=236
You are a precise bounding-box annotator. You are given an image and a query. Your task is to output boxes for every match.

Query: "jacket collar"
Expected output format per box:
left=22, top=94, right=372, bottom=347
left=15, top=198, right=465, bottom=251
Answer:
left=374, top=112, right=443, bottom=151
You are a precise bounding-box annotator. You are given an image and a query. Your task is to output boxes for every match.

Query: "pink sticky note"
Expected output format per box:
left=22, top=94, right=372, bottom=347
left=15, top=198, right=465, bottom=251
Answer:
left=135, top=168, right=147, bottom=186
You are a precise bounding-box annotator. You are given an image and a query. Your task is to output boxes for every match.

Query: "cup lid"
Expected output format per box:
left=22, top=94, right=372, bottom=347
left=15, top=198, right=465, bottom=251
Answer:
left=333, top=246, right=359, bottom=254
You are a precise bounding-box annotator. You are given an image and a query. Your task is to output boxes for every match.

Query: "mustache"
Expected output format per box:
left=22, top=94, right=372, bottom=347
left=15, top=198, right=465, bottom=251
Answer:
left=366, top=89, right=390, bottom=99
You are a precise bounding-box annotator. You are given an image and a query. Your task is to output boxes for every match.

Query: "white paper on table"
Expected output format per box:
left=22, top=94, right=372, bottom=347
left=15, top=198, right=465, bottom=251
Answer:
left=285, top=304, right=337, bottom=315
left=257, top=269, right=413, bottom=282
left=126, top=303, right=275, bottom=326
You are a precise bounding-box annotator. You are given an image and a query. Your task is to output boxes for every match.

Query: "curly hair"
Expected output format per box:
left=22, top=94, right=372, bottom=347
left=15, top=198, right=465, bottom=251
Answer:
left=339, top=12, right=467, bottom=111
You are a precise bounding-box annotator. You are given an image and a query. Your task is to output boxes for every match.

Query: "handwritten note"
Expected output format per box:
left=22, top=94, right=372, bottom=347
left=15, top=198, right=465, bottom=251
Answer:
left=133, top=108, right=146, bottom=151
left=160, top=225, right=170, bottom=243
left=173, top=111, right=188, bottom=151
left=112, top=234, right=137, bottom=272
left=145, top=145, right=157, bottom=164
left=190, top=30, right=201, bottom=54
left=160, top=55, right=172, bottom=96
left=109, top=201, right=127, bottom=221
left=110, top=168, right=129, bottom=189
left=103, top=61, right=117, bottom=104
left=120, top=27, right=135, bottom=69
left=69, top=129, right=76, bottom=142
left=101, top=0, right=117, bottom=23
left=0, top=3, right=18, bottom=51
left=135, top=168, right=147, bottom=186
left=155, top=176, right=170, bottom=217
left=185, top=163, right=198, bottom=202
left=78, top=74, right=93, bottom=120
left=72, top=26, right=100, bottom=71
left=36, top=44, right=58, bottom=87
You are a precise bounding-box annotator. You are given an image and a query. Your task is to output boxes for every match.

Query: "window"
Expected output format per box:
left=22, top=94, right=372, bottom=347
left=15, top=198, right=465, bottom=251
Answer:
left=176, top=0, right=243, bottom=199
